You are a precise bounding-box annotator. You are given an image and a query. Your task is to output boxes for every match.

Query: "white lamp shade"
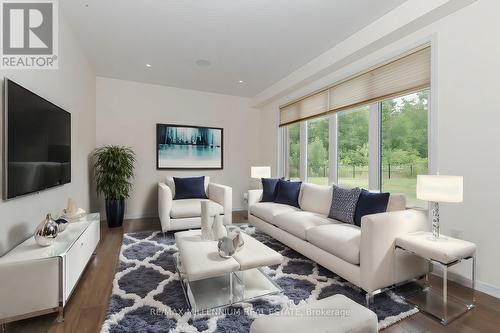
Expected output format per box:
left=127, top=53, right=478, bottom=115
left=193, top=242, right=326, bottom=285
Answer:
left=251, top=166, right=271, bottom=179
left=416, top=175, right=463, bottom=203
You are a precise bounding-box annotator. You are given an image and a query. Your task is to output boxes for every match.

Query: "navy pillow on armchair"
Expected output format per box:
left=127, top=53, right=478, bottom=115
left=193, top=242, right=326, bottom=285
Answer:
left=261, top=178, right=281, bottom=202
left=173, top=176, right=208, bottom=200
left=274, top=179, right=302, bottom=208
left=354, top=189, right=390, bottom=227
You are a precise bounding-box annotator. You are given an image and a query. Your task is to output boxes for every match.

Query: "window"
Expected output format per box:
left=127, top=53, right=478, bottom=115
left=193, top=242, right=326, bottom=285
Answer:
left=381, top=91, right=429, bottom=207
left=286, top=123, right=300, bottom=180
left=280, top=47, right=431, bottom=207
left=337, top=106, right=369, bottom=188
left=282, top=88, right=429, bottom=208
left=307, top=117, right=329, bottom=185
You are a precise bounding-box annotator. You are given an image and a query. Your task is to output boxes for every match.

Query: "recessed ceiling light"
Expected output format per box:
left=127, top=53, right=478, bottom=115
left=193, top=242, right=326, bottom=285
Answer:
left=238, top=80, right=244, bottom=83
left=195, top=59, right=211, bottom=67
left=146, top=64, right=151, bottom=68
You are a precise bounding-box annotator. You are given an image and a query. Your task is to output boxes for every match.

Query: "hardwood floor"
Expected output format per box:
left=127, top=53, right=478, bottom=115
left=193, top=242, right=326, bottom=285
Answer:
left=5, top=212, right=500, bottom=333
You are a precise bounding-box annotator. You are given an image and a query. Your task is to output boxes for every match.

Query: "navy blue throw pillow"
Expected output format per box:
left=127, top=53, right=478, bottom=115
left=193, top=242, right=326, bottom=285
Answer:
left=274, top=179, right=302, bottom=208
left=173, top=176, right=207, bottom=200
left=261, top=178, right=281, bottom=202
left=354, top=189, right=390, bottom=227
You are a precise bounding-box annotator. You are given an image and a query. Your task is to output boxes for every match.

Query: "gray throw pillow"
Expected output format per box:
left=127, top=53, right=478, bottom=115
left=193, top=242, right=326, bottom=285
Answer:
left=328, top=185, right=362, bottom=224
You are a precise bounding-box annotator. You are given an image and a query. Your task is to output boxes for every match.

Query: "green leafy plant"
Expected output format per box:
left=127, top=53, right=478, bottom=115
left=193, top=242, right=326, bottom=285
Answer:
left=93, top=145, right=136, bottom=200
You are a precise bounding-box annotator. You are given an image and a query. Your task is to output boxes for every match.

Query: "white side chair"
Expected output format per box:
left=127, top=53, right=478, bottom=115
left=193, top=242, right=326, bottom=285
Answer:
left=158, top=176, right=232, bottom=232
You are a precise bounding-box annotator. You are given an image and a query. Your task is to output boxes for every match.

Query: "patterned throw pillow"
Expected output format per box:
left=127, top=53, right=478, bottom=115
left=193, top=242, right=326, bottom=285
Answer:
left=328, top=185, right=362, bottom=224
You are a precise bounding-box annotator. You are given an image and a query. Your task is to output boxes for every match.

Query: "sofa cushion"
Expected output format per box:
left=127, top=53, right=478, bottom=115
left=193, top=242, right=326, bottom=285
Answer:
left=275, top=179, right=302, bottom=208
left=354, top=189, right=390, bottom=227
left=261, top=178, right=281, bottom=202
left=273, top=211, right=333, bottom=240
left=328, top=185, right=362, bottom=224
left=299, top=183, right=332, bottom=215
left=250, top=202, right=300, bottom=223
left=173, top=176, right=208, bottom=199
left=306, top=223, right=361, bottom=265
left=170, top=199, right=223, bottom=219
left=166, top=176, right=210, bottom=198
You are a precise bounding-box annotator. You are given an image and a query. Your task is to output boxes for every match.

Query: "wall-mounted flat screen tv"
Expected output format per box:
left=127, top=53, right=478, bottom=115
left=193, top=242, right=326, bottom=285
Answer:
left=4, top=79, right=71, bottom=199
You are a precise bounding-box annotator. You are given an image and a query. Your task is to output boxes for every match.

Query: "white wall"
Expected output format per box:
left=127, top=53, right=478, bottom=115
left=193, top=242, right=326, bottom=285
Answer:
left=96, top=77, right=260, bottom=218
left=0, top=14, right=96, bottom=256
left=256, top=0, right=500, bottom=296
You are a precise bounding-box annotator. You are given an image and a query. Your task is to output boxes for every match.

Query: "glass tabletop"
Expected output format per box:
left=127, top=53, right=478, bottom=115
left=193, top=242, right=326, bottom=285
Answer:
left=174, top=251, right=281, bottom=313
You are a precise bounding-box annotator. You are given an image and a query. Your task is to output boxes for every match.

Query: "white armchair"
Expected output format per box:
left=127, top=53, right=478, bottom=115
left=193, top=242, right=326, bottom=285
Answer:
left=158, top=177, right=232, bottom=232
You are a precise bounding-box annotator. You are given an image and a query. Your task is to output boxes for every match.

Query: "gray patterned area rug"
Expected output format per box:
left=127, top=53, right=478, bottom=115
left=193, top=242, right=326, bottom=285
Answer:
left=101, top=225, right=420, bottom=333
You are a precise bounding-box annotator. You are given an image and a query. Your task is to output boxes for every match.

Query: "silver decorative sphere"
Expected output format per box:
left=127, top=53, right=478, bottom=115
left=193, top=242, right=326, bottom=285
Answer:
left=218, top=236, right=235, bottom=258
left=217, top=230, right=245, bottom=258
left=34, top=214, right=59, bottom=247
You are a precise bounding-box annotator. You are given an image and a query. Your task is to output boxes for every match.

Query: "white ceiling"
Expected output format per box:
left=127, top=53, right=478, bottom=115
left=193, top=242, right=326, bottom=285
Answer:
left=61, top=0, right=407, bottom=97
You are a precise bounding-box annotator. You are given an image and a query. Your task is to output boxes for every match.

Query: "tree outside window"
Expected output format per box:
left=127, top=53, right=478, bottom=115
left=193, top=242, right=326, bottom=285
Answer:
left=381, top=90, right=429, bottom=207
left=337, top=106, right=369, bottom=188
left=307, top=117, right=329, bottom=185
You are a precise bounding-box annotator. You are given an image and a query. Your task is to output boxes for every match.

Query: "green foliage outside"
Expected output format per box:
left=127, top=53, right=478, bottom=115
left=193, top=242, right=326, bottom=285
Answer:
left=288, top=91, right=429, bottom=206
left=381, top=91, right=429, bottom=168
left=308, top=118, right=329, bottom=178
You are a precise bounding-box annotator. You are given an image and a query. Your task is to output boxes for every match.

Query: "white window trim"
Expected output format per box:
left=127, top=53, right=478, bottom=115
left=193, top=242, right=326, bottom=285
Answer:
left=428, top=36, right=439, bottom=175
left=368, top=103, right=381, bottom=191
left=328, top=115, right=337, bottom=185
left=299, top=122, right=307, bottom=181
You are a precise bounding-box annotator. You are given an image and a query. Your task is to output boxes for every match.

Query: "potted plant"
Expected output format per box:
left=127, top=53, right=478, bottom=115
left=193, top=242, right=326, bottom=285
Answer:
left=93, top=145, right=136, bottom=227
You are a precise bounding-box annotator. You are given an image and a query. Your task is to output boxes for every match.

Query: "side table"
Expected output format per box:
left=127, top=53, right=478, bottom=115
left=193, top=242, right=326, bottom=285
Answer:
left=395, top=231, right=476, bottom=325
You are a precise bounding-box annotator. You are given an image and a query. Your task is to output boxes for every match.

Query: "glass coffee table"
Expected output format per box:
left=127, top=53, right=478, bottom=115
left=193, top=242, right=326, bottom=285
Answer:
left=174, top=229, right=283, bottom=313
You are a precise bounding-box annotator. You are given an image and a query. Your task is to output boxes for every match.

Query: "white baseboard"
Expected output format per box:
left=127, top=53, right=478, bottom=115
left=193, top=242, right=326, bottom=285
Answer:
left=433, top=269, right=500, bottom=299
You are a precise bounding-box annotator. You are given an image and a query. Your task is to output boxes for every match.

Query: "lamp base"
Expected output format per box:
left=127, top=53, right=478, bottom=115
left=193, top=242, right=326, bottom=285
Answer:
left=430, top=201, right=441, bottom=239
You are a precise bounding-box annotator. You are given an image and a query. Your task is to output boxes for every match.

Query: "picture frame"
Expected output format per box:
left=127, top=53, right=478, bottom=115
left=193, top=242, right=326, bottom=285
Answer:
left=156, top=123, right=223, bottom=170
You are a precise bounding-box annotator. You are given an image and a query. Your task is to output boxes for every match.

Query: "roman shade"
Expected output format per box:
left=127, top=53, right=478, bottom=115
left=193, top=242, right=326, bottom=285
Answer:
left=279, top=90, right=328, bottom=126
left=279, top=46, right=431, bottom=127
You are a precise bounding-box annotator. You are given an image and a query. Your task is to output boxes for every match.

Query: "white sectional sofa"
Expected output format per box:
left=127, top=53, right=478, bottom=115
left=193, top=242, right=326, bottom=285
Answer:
left=248, top=183, right=429, bottom=303
left=158, top=176, right=232, bottom=232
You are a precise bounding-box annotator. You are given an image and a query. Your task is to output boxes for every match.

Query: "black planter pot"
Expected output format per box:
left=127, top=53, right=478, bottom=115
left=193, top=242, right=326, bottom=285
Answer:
left=105, top=199, right=125, bottom=228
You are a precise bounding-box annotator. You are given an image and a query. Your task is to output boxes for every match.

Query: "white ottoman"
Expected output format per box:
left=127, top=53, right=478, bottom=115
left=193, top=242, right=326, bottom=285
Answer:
left=250, top=294, right=378, bottom=333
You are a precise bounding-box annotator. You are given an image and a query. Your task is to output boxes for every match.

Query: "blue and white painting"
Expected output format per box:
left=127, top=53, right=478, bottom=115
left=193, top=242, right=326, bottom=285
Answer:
left=157, top=124, right=223, bottom=169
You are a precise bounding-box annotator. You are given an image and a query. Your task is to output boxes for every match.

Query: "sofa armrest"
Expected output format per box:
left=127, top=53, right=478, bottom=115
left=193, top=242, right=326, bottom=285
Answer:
left=158, top=183, right=173, bottom=232
left=247, top=190, right=263, bottom=219
left=208, top=183, right=232, bottom=225
left=248, top=189, right=263, bottom=207
left=360, top=209, right=429, bottom=293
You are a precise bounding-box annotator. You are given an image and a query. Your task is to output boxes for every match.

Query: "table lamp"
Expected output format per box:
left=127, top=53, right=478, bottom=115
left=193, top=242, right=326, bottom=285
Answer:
left=251, top=166, right=271, bottom=179
left=416, top=175, right=463, bottom=240
left=251, top=166, right=271, bottom=189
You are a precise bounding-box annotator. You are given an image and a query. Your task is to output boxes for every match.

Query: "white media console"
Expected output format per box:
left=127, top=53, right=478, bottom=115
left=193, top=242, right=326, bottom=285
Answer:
left=0, top=213, right=100, bottom=324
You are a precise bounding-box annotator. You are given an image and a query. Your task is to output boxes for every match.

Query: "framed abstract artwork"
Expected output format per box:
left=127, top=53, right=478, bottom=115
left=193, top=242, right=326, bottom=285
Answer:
left=156, top=124, right=223, bottom=169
